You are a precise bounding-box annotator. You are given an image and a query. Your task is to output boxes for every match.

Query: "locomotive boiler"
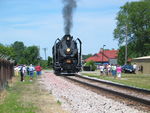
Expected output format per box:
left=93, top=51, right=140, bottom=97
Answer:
left=52, top=35, right=82, bottom=74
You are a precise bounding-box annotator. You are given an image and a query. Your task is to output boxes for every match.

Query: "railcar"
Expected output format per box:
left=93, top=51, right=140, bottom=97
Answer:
left=52, top=34, right=82, bottom=74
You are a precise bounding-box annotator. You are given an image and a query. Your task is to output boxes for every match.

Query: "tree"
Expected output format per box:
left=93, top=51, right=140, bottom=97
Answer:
left=47, top=56, right=52, bottom=68
left=85, top=60, right=96, bottom=71
left=1, top=42, right=41, bottom=65
left=11, top=41, right=26, bottom=63
left=82, top=54, right=93, bottom=60
left=114, top=0, right=150, bottom=58
left=40, top=60, right=48, bottom=69
left=24, top=46, right=40, bottom=65
left=0, top=43, right=14, bottom=58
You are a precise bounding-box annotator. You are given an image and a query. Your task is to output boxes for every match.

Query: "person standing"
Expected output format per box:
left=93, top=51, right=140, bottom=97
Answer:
left=29, top=64, right=35, bottom=81
left=139, top=65, right=143, bottom=74
left=116, top=65, right=122, bottom=79
left=35, top=65, right=42, bottom=76
left=26, top=66, right=30, bottom=75
left=20, top=65, right=26, bottom=82
left=104, top=64, right=108, bottom=76
left=111, top=64, right=117, bottom=78
left=107, top=64, right=111, bottom=76
left=133, top=63, right=137, bottom=74
left=99, top=64, right=104, bottom=76
left=14, top=65, right=19, bottom=76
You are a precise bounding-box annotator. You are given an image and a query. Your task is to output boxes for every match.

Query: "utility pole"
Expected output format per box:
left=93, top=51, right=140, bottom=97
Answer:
left=43, top=48, right=47, bottom=60
left=125, top=25, right=128, bottom=65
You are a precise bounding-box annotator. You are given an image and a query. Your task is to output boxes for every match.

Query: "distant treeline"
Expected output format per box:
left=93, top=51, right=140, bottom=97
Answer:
left=0, top=41, right=52, bottom=68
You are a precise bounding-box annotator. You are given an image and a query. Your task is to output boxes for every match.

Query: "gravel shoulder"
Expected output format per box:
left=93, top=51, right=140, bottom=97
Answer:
left=39, top=71, right=148, bottom=113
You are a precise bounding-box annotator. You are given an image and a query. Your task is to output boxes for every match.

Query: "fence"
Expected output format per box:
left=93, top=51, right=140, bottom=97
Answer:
left=0, top=58, right=14, bottom=91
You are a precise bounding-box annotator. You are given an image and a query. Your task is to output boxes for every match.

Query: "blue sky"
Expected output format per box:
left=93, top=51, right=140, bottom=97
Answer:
left=0, top=0, right=140, bottom=59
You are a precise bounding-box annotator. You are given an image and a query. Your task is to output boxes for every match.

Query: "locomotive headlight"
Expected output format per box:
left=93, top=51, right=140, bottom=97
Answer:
left=66, top=59, right=72, bottom=63
left=67, top=37, right=70, bottom=40
left=66, top=48, right=71, bottom=53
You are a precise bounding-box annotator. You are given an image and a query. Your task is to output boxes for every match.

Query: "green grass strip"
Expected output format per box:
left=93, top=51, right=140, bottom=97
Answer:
left=0, top=76, right=38, bottom=113
left=82, top=73, right=150, bottom=90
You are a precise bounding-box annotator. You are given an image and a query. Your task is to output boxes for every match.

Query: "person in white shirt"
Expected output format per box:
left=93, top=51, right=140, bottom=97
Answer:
left=14, top=65, right=19, bottom=76
left=99, top=64, right=104, bottom=75
left=29, top=64, right=35, bottom=81
left=111, top=64, right=117, bottom=78
left=20, top=65, right=26, bottom=82
left=133, top=63, right=137, bottom=73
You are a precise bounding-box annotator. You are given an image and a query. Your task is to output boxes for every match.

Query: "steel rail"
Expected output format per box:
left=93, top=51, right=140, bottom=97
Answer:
left=63, top=74, right=150, bottom=105
left=76, top=74, right=150, bottom=94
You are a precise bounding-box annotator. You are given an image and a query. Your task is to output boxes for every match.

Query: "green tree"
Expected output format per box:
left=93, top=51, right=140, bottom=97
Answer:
left=11, top=41, right=26, bottom=63
left=47, top=56, right=52, bottom=68
left=40, top=60, right=48, bottom=69
left=0, top=44, right=14, bottom=58
left=85, top=60, right=96, bottom=71
left=114, top=0, right=150, bottom=58
left=1, top=42, right=41, bottom=65
left=117, top=46, right=125, bottom=65
left=24, top=46, right=40, bottom=65
left=82, top=54, right=93, bottom=60
left=118, top=43, right=138, bottom=65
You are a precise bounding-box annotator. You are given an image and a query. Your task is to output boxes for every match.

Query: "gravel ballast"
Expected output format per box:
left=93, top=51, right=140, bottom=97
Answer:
left=39, top=72, right=145, bottom=113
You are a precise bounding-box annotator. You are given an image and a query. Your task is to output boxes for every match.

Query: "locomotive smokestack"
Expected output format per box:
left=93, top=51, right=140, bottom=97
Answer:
left=62, top=0, right=77, bottom=35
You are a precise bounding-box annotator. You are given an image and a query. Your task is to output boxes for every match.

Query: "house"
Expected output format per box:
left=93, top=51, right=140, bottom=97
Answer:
left=132, top=56, right=150, bottom=74
left=84, top=49, right=118, bottom=65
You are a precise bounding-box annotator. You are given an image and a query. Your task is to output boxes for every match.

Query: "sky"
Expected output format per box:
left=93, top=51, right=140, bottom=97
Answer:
left=0, top=0, right=140, bottom=59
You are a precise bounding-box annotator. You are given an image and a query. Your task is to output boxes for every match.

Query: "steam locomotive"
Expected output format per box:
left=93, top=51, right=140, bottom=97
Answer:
left=52, top=34, right=82, bottom=74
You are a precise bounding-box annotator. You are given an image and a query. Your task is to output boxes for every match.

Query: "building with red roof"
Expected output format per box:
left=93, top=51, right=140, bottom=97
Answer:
left=85, top=49, right=118, bottom=64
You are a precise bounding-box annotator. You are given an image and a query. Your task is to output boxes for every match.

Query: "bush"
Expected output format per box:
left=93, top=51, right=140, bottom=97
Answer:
left=40, top=60, right=48, bottom=69
left=83, top=66, right=91, bottom=71
left=84, top=60, right=96, bottom=71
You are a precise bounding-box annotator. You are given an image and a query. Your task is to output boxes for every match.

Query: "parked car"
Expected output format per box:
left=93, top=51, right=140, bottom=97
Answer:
left=122, top=65, right=135, bottom=73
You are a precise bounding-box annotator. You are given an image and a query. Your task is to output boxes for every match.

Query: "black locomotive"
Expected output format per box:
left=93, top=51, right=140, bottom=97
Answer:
left=52, top=35, right=82, bottom=74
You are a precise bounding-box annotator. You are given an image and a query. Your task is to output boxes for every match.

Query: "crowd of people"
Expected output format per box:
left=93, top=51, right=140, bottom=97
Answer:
left=99, top=64, right=122, bottom=79
left=14, top=64, right=42, bottom=82
left=98, top=63, right=142, bottom=79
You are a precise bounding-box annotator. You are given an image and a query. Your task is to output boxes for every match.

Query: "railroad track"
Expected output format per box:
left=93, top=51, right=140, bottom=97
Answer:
left=63, top=74, right=150, bottom=106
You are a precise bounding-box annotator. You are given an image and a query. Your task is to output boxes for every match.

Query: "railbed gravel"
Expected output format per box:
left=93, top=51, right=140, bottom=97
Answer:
left=39, top=72, right=146, bottom=113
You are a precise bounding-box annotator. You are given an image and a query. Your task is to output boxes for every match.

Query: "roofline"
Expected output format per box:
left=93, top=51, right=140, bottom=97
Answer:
left=132, top=56, right=150, bottom=60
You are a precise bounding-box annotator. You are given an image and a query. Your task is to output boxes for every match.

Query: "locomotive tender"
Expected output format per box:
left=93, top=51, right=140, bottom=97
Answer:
left=52, top=34, right=82, bottom=74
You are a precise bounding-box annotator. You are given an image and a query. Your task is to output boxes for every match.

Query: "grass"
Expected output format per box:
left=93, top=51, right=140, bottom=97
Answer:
left=0, top=72, right=69, bottom=113
left=82, top=72, right=150, bottom=90
left=0, top=75, right=38, bottom=113
left=2, top=70, right=148, bottom=112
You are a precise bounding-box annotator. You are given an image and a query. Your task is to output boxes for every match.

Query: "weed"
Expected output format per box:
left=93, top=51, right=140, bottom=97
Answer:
left=57, top=100, right=62, bottom=105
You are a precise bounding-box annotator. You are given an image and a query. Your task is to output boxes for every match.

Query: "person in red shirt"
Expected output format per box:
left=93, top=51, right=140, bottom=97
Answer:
left=35, top=65, right=42, bottom=76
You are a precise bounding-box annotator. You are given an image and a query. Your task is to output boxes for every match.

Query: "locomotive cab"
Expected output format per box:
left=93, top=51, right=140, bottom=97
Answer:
left=52, top=35, right=82, bottom=74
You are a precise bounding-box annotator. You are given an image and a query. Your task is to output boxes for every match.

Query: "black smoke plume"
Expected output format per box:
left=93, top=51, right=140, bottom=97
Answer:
left=62, top=0, right=77, bottom=35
